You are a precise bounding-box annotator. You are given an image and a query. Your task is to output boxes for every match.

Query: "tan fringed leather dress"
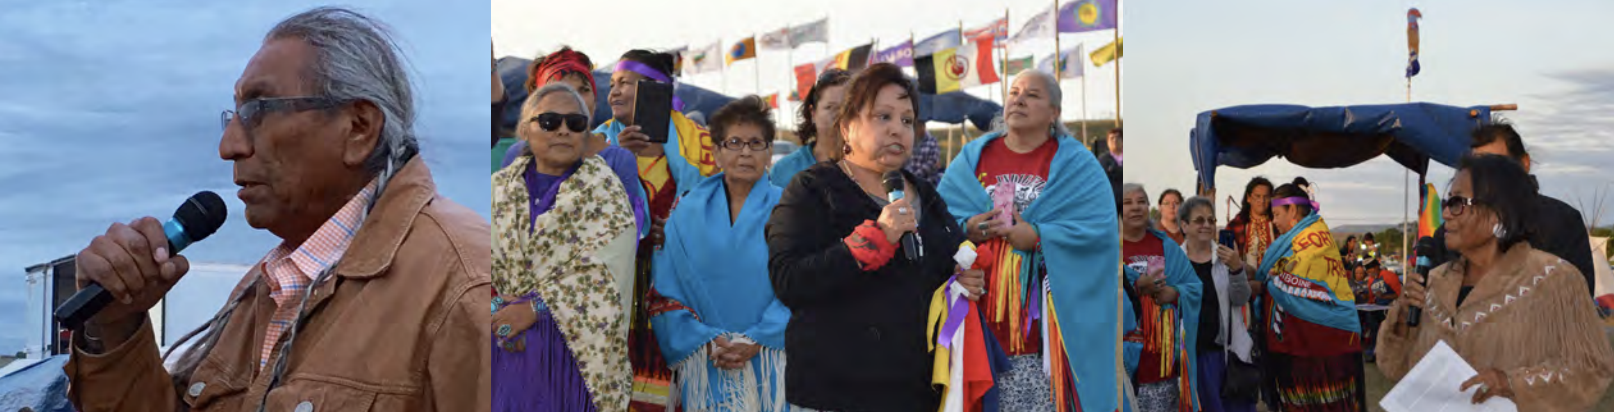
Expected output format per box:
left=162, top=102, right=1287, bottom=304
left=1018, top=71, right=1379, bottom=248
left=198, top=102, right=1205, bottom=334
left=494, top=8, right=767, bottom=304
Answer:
left=1378, top=243, right=1614, bottom=412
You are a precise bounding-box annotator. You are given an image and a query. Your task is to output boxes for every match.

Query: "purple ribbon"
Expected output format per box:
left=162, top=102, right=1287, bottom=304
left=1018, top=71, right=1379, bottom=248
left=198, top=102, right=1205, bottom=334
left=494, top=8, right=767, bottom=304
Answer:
left=938, top=274, right=971, bottom=349
left=1271, top=196, right=1320, bottom=213
left=614, top=60, right=686, bottom=112
left=1026, top=275, right=1041, bottom=336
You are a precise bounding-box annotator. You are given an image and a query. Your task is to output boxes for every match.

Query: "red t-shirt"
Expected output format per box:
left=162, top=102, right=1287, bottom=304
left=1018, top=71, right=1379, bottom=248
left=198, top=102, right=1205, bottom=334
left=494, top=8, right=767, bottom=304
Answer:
left=1123, top=235, right=1176, bottom=383
left=973, top=137, right=1059, bottom=355
left=976, top=137, right=1057, bottom=214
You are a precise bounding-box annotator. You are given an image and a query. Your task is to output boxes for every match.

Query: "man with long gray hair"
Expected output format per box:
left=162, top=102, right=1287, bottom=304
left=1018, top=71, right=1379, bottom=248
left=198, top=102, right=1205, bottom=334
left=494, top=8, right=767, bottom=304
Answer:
left=62, top=7, right=490, bottom=411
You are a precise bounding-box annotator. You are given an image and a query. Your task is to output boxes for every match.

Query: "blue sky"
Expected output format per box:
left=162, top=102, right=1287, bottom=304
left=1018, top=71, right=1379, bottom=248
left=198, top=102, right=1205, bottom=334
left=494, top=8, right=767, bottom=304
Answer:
left=0, top=0, right=489, bottom=355
left=1126, top=0, right=1614, bottom=227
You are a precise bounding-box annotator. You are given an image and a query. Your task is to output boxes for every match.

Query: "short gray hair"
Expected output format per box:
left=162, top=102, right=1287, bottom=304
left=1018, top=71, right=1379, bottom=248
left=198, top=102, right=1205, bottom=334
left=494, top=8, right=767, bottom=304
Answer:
left=989, top=69, right=1071, bottom=137
left=266, top=7, right=418, bottom=208
left=522, top=83, right=591, bottom=122
left=1122, top=183, right=1148, bottom=203
left=1178, top=196, right=1215, bottom=226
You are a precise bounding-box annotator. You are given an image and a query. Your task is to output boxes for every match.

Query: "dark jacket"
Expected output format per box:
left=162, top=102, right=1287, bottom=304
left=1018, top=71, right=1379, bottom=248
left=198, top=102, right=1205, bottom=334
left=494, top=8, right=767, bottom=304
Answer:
left=1431, top=185, right=1594, bottom=295
left=766, top=163, right=963, bottom=411
left=1098, top=152, right=1123, bottom=214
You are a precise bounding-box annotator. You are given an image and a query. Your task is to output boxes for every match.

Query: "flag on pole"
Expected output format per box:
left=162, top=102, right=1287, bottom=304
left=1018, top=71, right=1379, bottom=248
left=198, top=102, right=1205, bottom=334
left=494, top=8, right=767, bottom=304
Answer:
left=1406, top=8, right=1422, bottom=78
left=685, top=41, right=723, bottom=74
left=666, top=45, right=689, bottom=75
left=1089, top=37, right=1121, bottom=67
left=789, top=18, right=829, bottom=46
left=763, top=93, right=780, bottom=109
left=1011, top=1, right=1060, bottom=43
left=760, top=27, right=792, bottom=50
left=1037, top=44, right=1085, bottom=79
left=792, top=62, right=817, bottom=102
left=915, top=29, right=963, bottom=57
left=1069, top=0, right=1118, bottom=33
left=964, top=17, right=1009, bottom=43
left=873, top=40, right=915, bottom=67
left=1005, top=55, right=1035, bottom=76
left=829, top=43, right=874, bottom=72
left=727, top=37, right=757, bottom=66
left=1418, top=183, right=1441, bottom=239
left=915, top=38, right=1001, bottom=94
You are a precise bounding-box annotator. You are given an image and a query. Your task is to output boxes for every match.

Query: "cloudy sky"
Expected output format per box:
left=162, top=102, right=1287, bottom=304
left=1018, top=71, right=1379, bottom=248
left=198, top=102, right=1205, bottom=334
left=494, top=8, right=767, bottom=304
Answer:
left=1126, top=0, right=1614, bottom=227
left=493, top=0, right=1123, bottom=134
left=0, top=0, right=489, bottom=355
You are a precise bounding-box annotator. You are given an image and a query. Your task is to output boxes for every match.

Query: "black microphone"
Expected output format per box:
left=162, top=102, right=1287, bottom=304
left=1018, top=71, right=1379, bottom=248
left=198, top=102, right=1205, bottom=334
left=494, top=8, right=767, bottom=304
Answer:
left=882, top=171, right=920, bottom=261
left=54, top=191, right=228, bottom=330
left=1407, top=236, right=1434, bottom=327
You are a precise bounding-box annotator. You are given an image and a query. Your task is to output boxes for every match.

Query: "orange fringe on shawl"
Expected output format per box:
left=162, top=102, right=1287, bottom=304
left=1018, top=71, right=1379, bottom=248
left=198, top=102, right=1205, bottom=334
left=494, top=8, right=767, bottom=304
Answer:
left=1140, top=299, right=1178, bottom=379
left=979, top=240, right=1033, bottom=353
left=1048, top=298, right=1079, bottom=412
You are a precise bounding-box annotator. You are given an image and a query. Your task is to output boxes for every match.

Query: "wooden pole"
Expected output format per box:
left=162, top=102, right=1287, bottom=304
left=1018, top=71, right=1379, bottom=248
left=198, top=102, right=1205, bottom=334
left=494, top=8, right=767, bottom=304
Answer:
left=1113, top=27, right=1121, bottom=124
left=1052, top=0, right=1062, bottom=76
left=1403, top=76, right=1411, bottom=270
left=1001, top=8, right=1010, bottom=104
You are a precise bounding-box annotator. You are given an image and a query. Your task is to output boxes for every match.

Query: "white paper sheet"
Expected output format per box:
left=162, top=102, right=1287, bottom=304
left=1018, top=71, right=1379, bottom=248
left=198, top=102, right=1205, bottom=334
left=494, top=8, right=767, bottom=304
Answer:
left=1380, top=340, right=1519, bottom=412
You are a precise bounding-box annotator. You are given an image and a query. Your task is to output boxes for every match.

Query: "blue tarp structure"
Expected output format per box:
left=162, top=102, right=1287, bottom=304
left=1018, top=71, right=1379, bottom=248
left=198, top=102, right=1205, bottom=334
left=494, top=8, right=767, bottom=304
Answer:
left=496, top=56, right=736, bottom=132
left=1191, top=102, right=1494, bottom=192
left=918, top=91, right=1001, bottom=131
left=495, top=56, right=1001, bottom=133
left=0, top=356, right=73, bottom=412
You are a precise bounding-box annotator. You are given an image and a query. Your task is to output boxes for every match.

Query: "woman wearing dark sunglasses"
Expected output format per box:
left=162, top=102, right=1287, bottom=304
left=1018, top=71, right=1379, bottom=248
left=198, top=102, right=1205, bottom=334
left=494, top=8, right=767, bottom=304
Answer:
left=1377, top=154, right=1614, bottom=411
left=490, top=83, right=638, bottom=411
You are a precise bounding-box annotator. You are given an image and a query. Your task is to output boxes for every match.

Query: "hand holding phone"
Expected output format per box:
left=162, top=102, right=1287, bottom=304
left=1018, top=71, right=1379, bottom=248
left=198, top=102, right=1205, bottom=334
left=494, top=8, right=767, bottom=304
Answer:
left=632, top=80, right=674, bottom=144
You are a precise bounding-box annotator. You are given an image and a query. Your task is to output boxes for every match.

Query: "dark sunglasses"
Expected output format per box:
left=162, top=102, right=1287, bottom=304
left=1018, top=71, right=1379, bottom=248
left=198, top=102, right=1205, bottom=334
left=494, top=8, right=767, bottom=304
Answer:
left=1443, top=195, right=1476, bottom=216
left=534, top=112, right=590, bottom=132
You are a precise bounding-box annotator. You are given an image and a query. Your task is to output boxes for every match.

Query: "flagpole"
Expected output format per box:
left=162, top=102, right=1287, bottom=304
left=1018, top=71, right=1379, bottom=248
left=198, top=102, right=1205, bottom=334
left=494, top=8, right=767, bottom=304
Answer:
left=1403, top=74, right=1412, bottom=273
left=1052, top=0, right=1062, bottom=76
left=1112, top=25, right=1120, bottom=125
left=785, top=28, right=794, bottom=135
left=1081, top=54, right=1089, bottom=145
left=1001, top=8, right=1010, bottom=105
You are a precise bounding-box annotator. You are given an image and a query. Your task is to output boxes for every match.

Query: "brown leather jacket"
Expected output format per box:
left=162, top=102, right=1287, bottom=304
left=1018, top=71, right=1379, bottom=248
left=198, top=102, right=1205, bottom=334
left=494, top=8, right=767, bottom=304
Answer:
left=64, top=158, right=491, bottom=412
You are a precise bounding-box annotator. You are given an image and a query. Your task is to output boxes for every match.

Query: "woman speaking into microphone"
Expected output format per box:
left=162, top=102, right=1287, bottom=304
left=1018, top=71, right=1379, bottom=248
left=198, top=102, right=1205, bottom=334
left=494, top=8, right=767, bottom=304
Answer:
left=766, top=63, right=985, bottom=411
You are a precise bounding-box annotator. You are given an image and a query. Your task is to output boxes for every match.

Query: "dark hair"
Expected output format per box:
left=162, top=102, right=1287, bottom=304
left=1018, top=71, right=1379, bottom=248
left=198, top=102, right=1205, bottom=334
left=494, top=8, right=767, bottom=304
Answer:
left=796, top=68, right=853, bottom=146
left=1109, top=127, right=1122, bottom=139
left=1235, top=176, right=1275, bottom=223
left=709, top=95, right=777, bottom=147
left=1292, top=177, right=1311, bottom=191
left=526, top=46, right=593, bottom=93
left=619, top=49, right=677, bottom=81
left=833, top=63, right=923, bottom=149
left=1158, top=188, right=1184, bottom=206
left=1470, top=123, right=1529, bottom=161
left=1272, top=180, right=1313, bottom=217
left=1366, top=259, right=1381, bottom=270
left=1344, top=235, right=1358, bottom=244
left=1363, top=232, right=1375, bottom=242
left=1457, top=153, right=1536, bottom=251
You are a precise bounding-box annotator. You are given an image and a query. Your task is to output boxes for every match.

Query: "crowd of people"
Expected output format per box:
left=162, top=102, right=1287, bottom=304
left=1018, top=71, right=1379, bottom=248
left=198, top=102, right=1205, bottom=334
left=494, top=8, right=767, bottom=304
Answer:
left=1118, top=123, right=1614, bottom=412
left=490, top=45, right=1121, bottom=412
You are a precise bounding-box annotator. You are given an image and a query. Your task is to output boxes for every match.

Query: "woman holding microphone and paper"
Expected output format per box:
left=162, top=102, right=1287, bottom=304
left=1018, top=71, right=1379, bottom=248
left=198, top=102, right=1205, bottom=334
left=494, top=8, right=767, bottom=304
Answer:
left=1377, top=154, right=1614, bottom=411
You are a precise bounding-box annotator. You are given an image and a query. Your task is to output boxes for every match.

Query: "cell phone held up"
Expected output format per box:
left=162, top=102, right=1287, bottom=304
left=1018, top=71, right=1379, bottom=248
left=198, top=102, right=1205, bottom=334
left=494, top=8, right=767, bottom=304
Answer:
left=1218, top=229, right=1237, bottom=250
left=632, top=79, right=673, bottom=144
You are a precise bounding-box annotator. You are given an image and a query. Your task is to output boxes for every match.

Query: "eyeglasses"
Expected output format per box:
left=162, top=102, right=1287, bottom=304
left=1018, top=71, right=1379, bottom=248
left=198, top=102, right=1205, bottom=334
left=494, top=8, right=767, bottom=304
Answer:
left=1443, top=195, right=1476, bottom=216
left=533, top=112, right=590, bottom=132
left=221, top=96, right=347, bottom=133
left=720, top=138, right=771, bottom=152
left=1188, top=216, right=1217, bottom=226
